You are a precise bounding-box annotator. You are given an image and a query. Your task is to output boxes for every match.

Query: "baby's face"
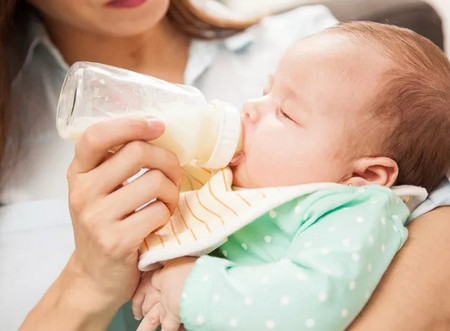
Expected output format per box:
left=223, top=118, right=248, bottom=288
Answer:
left=232, top=33, right=391, bottom=188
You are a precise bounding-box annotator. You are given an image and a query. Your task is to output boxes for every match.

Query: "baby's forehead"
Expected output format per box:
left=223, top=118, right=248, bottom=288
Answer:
left=275, top=35, right=393, bottom=121
left=279, top=43, right=388, bottom=91
left=281, top=33, right=394, bottom=88
left=287, top=32, right=388, bottom=65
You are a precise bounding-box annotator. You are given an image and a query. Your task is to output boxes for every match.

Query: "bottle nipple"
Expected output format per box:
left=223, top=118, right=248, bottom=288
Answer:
left=229, top=125, right=244, bottom=166
left=201, top=100, right=242, bottom=169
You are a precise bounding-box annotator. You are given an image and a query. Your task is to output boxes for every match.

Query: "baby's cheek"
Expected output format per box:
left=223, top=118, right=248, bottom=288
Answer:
left=247, top=158, right=284, bottom=187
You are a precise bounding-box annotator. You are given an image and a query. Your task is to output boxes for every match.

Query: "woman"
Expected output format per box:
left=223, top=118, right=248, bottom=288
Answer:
left=1, top=1, right=336, bottom=329
left=0, top=0, right=448, bottom=330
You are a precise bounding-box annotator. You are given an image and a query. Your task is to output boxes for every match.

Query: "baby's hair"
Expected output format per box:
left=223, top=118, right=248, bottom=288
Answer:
left=329, top=22, right=450, bottom=192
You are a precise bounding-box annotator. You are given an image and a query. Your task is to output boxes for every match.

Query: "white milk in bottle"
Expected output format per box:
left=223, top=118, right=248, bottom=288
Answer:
left=57, top=62, right=242, bottom=168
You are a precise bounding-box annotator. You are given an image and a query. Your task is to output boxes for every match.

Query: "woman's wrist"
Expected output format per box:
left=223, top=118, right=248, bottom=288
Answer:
left=61, top=253, right=125, bottom=314
left=20, top=254, right=123, bottom=331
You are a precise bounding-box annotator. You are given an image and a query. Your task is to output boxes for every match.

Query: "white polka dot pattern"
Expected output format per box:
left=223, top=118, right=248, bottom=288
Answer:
left=280, top=296, right=290, bottom=306
left=196, top=315, right=205, bottom=324
left=266, top=320, right=275, bottom=329
left=180, top=185, right=410, bottom=331
left=229, top=318, right=238, bottom=327
left=305, top=318, right=315, bottom=328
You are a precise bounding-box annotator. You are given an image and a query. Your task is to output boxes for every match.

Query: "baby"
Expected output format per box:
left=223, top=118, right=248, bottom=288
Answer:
left=131, top=22, right=450, bottom=331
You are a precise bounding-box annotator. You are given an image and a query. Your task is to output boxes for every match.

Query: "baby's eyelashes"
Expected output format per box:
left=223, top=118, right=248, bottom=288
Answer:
left=277, top=104, right=302, bottom=126
left=278, top=108, right=290, bottom=120
left=276, top=103, right=292, bottom=121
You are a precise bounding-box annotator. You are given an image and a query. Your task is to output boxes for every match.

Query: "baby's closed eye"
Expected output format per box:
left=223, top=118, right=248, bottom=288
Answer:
left=277, top=104, right=300, bottom=126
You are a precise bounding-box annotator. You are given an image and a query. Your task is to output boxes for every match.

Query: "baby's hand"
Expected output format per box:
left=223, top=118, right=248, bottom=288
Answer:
left=132, top=271, right=161, bottom=330
left=132, top=257, right=197, bottom=331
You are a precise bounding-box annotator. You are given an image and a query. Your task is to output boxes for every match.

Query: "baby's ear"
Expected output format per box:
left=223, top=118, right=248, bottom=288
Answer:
left=343, top=157, right=398, bottom=187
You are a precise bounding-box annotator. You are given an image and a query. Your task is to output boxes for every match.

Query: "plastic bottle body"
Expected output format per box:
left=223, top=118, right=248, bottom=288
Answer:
left=57, top=62, right=241, bottom=168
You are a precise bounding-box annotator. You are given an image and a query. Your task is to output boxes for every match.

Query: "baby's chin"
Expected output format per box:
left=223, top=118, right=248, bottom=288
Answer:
left=230, top=163, right=253, bottom=188
left=231, top=166, right=262, bottom=189
left=229, top=152, right=247, bottom=187
left=230, top=165, right=245, bottom=187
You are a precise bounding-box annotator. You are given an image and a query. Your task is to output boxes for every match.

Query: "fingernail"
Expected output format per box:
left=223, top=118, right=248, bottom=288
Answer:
left=147, top=117, right=163, bottom=125
left=134, top=315, right=142, bottom=321
left=146, top=117, right=160, bottom=123
left=147, top=118, right=165, bottom=134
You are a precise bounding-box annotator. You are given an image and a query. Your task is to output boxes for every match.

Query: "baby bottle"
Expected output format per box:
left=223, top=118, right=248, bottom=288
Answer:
left=56, top=62, right=242, bottom=169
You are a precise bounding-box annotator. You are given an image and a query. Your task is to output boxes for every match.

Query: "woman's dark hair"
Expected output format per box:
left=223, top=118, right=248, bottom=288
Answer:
left=0, top=0, right=17, bottom=177
left=168, top=0, right=259, bottom=39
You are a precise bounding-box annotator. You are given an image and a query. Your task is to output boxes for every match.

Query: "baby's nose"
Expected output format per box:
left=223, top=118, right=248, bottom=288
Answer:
left=242, top=100, right=261, bottom=123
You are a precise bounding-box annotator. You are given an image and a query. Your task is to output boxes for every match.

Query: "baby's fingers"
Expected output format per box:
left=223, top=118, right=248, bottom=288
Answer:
left=132, top=271, right=159, bottom=320
left=161, top=315, right=181, bottom=331
left=136, top=304, right=161, bottom=331
left=131, top=289, right=145, bottom=320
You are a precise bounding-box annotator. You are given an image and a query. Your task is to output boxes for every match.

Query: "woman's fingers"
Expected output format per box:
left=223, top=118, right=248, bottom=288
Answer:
left=104, top=169, right=179, bottom=219
left=69, top=118, right=165, bottom=175
left=89, top=141, right=181, bottom=198
left=118, top=201, right=170, bottom=245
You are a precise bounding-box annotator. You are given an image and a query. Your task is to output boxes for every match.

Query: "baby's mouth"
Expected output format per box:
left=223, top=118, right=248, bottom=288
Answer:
left=229, top=152, right=244, bottom=167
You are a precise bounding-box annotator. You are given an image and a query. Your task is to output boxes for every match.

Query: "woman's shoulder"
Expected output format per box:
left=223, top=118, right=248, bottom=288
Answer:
left=256, top=5, right=338, bottom=42
left=239, top=5, right=338, bottom=64
left=190, top=5, right=338, bottom=106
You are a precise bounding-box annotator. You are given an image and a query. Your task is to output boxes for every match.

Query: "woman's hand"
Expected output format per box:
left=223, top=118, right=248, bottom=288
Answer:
left=20, top=118, right=182, bottom=331
left=67, top=117, right=181, bottom=310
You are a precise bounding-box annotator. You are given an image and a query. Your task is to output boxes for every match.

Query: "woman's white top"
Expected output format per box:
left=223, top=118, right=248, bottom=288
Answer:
left=0, top=5, right=448, bottom=330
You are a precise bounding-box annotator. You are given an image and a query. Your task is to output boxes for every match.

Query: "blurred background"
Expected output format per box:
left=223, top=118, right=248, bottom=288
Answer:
left=429, top=0, right=450, bottom=53
left=212, top=0, right=449, bottom=54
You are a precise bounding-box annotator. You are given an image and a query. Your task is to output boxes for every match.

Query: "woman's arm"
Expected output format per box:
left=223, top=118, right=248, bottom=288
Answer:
left=19, top=255, right=120, bottom=331
left=20, top=118, right=181, bottom=331
left=348, top=206, right=450, bottom=331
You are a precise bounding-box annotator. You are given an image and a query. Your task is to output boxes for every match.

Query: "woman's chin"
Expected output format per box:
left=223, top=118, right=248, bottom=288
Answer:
left=97, top=0, right=169, bottom=36
left=93, top=19, right=160, bottom=37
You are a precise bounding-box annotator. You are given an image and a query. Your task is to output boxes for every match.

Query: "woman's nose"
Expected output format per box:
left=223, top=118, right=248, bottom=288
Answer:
left=242, top=100, right=261, bottom=123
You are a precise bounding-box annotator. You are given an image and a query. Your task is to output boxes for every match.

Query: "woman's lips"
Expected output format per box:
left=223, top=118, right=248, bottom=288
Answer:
left=106, top=0, right=147, bottom=8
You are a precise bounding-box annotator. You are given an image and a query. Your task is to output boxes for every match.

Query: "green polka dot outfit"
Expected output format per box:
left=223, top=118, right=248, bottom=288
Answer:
left=180, top=186, right=409, bottom=330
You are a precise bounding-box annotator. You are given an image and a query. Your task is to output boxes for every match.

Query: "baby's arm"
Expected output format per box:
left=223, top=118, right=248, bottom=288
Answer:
left=178, top=187, right=409, bottom=330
